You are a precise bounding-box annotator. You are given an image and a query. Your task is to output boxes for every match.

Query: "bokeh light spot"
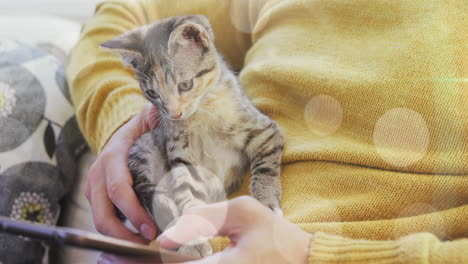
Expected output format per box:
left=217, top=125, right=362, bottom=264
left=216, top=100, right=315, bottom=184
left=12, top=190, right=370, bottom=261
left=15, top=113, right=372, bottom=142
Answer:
left=373, top=107, right=429, bottom=167
left=304, top=94, right=343, bottom=137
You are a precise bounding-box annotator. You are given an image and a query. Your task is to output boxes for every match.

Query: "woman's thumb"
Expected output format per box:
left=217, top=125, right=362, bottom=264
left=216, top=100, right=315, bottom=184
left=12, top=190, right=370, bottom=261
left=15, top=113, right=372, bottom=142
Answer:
left=156, top=197, right=255, bottom=249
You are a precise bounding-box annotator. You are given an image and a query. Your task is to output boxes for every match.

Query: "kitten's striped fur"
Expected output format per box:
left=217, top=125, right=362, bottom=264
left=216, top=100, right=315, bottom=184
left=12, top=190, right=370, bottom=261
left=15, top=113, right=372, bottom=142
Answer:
left=101, top=15, right=284, bottom=257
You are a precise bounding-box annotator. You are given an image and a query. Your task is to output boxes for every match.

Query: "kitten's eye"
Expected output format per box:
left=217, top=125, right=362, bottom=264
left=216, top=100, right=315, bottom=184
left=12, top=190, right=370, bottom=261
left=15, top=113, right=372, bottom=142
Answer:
left=146, top=90, right=159, bottom=99
left=178, top=79, right=194, bottom=92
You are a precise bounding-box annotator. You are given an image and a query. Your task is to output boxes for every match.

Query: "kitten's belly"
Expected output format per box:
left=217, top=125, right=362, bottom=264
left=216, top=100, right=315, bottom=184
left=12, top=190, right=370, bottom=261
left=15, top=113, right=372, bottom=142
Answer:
left=196, top=137, right=248, bottom=192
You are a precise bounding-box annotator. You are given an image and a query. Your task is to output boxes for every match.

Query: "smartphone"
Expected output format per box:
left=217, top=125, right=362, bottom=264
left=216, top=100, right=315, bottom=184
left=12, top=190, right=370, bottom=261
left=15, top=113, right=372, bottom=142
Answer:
left=0, top=216, right=198, bottom=263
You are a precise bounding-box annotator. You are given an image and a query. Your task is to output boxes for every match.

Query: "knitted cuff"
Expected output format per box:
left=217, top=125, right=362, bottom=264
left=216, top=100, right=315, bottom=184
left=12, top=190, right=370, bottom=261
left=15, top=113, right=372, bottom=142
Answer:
left=308, top=232, right=438, bottom=264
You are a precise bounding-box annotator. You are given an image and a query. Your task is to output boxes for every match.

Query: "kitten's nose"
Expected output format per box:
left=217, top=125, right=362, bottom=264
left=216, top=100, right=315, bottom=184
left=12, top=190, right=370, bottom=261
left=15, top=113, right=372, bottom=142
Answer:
left=171, top=112, right=182, bottom=119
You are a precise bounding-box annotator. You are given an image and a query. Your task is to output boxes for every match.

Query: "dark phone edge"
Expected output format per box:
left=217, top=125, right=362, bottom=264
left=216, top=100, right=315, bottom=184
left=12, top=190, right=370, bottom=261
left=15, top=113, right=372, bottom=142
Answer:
left=0, top=216, right=198, bottom=262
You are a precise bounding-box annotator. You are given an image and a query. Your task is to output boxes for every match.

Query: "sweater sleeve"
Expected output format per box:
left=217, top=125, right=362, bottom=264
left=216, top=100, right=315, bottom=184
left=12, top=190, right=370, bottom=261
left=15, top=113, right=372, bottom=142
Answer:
left=309, top=232, right=468, bottom=264
left=67, top=0, right=265, bottom=153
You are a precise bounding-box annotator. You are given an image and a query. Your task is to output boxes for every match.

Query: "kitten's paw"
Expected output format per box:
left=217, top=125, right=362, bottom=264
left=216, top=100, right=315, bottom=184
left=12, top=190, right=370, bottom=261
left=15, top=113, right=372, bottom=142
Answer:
left=178, top=242, right=213, bottom=258
left=272, top=206, right=283, bottom=217
left=259, top=198, right=283, bottom=216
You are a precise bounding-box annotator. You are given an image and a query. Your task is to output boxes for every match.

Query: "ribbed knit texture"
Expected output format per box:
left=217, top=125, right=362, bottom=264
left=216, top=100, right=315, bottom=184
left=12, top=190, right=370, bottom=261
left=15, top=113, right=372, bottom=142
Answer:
left=67, top=0, right=468, bottom=262
left=309, top=232, right=467, bottom=264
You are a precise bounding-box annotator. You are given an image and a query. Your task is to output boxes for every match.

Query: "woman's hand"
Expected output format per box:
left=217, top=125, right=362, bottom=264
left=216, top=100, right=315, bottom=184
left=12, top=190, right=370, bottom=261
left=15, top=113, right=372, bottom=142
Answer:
left=156, top=196, right=311, bottom=264
left=85, top=103, right=159, bottom=243
left=99, top=196, right=311, bottom=264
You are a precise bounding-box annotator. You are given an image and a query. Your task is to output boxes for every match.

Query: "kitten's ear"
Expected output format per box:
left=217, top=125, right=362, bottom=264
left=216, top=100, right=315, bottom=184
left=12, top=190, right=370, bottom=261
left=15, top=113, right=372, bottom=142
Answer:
left=100, top=28, right=145, bottom=67
left=169, top=16, right=214, bottom=55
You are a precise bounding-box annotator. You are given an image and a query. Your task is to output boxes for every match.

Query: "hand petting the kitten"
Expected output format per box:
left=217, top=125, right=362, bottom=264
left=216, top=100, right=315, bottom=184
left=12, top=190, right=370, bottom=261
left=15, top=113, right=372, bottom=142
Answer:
left=98, top=196, right=311, bottom=264
left=85, top=103, right=160, bottom=243
left=158, top=196, right=311, bottom=264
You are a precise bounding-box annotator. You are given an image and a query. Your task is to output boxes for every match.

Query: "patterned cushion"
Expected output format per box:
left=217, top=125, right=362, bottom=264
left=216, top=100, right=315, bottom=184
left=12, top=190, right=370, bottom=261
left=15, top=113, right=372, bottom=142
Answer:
left=0, top=39, right=86, bottom=264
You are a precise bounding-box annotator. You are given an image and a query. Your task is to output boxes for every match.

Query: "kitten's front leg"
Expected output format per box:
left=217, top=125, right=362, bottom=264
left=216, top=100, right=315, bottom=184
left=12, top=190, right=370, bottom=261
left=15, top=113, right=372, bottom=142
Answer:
left=165, top=165, right=213, bottom=258
left=245, top=121, right=285, bottom=216
left=165, top=137, right=213, bottom=257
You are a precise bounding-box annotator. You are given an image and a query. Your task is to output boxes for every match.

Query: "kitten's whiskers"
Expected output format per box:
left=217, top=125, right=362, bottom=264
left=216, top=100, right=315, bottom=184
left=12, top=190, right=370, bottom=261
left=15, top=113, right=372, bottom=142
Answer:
left=133, top=69, right=152, bottom=83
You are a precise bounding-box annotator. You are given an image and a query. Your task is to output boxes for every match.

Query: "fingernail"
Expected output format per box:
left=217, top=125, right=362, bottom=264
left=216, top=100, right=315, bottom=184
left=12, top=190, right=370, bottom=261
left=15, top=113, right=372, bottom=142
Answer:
left=140, top=223, right=156, bottom=240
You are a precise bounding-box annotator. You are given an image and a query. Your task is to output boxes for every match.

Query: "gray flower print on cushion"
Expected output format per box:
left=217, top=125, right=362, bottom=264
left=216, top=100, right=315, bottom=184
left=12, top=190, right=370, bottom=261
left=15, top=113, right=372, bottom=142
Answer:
left=56, top=117, right=88, bottom=188
left=0, top=162, right=63, bottom=264
left=55, top=64, right=71, bottom=103
left=10, top=192, right=54, bottom=226
left=37, top=42, right=72, bottom=103
left=37, top=43, right=66, bottom=64
left=0, top=162, right=63, bottom=218
left=0, top=64, right=46, bottom=152
left=0, top=40, right=47, bottom=67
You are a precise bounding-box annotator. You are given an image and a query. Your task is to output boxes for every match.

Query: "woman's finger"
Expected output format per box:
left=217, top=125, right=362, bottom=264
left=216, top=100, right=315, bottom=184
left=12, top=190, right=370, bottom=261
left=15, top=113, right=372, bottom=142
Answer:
left=106, top=161, right=157, bottom=240
left=157, top=196, right=262, bottom=249
left=156, top=214, right=219, bottom=249
left=90, top=175, right=147, bottom=244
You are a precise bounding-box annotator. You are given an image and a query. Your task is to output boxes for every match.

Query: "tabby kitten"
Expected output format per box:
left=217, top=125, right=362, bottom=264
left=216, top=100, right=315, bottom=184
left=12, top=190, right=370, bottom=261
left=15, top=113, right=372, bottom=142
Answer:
left=101, top=15, right=284, bottom=257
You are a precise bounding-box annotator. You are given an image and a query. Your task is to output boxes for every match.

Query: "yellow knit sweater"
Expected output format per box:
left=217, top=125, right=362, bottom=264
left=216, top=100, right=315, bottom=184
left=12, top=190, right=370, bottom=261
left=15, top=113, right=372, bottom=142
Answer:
left=67, top=0, right=468, bottom=262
